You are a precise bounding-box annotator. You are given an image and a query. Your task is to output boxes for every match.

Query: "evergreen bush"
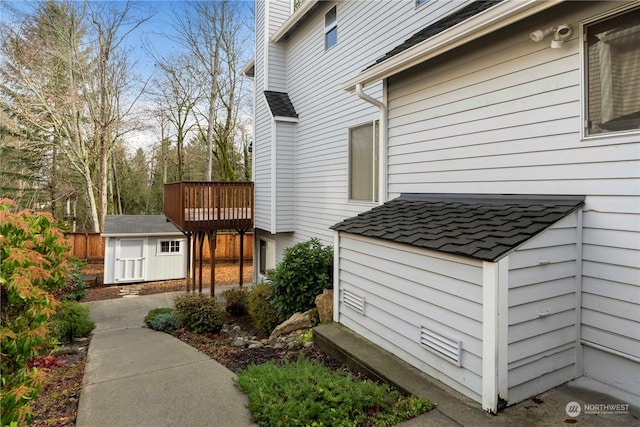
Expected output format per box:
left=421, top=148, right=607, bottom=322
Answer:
left=144, top=307, right=175, bottom=328
left=148, top=312, right=179, bottom=333
left=247, top=282, right=279, bottom=338
left=53, top=301, right=95, bottom=343
left=174, top=294, right=226, bottom=334
left=222, top=287, right=250, bottom=317
left=268, top=238, right=333, bottom=321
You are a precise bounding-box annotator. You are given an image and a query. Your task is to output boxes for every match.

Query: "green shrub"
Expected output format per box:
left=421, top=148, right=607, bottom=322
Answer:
left=174, top=294, right=226, bottom=334
left=268, top=238, right=333, bottom=321
left=62, top=258, right=88, bottom=301
left=222, top=287, right=249, bottom=317
left=247, top=282, right=279, bottom=338
left=144, top=307, right=175, bottom=328
left=148, top=312, right=179, bottom=333
left=52, top=301, right=95, bottom=343
left=236, top=355, right=433, bottom=426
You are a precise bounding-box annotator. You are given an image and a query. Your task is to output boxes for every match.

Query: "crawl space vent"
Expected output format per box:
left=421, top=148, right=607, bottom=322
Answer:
left=420, top=326, right=462, bottom=367
left=342, top=289, right=366, bottom=314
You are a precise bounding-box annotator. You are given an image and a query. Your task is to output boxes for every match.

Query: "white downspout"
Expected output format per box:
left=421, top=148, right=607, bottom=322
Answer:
left=355, top=83, right=388, bottom=204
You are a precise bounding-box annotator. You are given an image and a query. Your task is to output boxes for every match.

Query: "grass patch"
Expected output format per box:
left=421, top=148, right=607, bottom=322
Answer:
left=236, top=354, right=433, bottom=426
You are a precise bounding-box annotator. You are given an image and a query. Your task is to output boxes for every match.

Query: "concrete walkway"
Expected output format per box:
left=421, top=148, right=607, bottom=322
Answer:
left=76, top=291, right=255, bottom=427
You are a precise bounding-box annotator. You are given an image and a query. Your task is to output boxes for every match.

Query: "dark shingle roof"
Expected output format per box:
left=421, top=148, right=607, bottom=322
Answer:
left=103, top=215, right=181, bottom=236
left=264, top=91, right=298, bottom=118
left=367, top=1, right=502, bottom=70
left=331, top=194, right=584, bottom=262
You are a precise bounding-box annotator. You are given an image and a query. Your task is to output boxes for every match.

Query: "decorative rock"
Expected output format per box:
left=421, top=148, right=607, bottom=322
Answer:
left=273, top=343, right=284, bottom=349
left=231, top=338, right=245, bottom=347
left=269, top=309, right=319, bottom=340
left=304, top=341, right=314, bottom=348
left=315, top=289, right=334, bottom=324
left=248, top=343, right=263, bottom=349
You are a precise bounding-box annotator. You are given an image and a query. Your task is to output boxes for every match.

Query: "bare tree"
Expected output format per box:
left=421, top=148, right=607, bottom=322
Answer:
left=150, top=54, right=203, bottom=181
left=171, top=0, right=249, bottom=182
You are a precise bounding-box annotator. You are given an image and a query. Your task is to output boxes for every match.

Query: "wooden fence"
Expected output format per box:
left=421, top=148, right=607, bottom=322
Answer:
left=64, top=232, right=253, bottom=263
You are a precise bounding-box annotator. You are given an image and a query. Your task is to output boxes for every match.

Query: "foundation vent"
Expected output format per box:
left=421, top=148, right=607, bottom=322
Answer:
left=342, top=289, right=366, bottom=314
left=420, top=326, right=462, bottom=367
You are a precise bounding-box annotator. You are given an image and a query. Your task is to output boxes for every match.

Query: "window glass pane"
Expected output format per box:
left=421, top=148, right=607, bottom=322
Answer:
left=325, top=27, right=337, bottom=49
left=259, top=240, right=267, bottom=275
left=160, top=241, right=169, bottom=253
left=586, top=9, right=640, bottom=135
left=325, top=6, right=336, bottom=27
left=349, top=122, right=378, bottom=202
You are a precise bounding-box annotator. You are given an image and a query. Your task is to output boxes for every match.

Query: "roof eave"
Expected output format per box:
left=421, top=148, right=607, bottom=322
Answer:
left=342, top=0, right=563, bottom=92
left=241, top=57, right=255, bottom=78
left=271, top=0, right=319, bottom=43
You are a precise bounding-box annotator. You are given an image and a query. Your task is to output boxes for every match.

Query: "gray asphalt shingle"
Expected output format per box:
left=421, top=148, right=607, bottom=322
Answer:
left=331, top=194, right=584, bottom=262
left=263, top=91, right=298, bottom=118
left=103, top=215, right=181, bottom=235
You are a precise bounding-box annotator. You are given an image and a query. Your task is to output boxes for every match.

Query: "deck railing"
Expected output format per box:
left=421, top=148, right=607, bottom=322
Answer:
left=163, top=182, right=254, bottom=231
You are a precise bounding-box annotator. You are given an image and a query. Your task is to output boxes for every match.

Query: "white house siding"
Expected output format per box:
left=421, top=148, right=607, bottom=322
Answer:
left=266, top=0, right=288, bottom=92
left=255, top=0, right=475, bottom=248
left=275, top=120, right=295, bottom=231
left=506, top=213, right=580, bottom=404
left=335, top=233, right=485, bottom=403
left=385, top=2, right=639, bottom=401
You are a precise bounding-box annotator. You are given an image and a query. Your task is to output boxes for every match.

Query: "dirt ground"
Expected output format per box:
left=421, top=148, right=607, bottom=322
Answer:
left=81, top=262, right=254, bottom=302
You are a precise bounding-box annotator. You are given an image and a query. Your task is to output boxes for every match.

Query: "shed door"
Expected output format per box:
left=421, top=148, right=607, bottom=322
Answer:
left=115, top=238, right=145, bottom=282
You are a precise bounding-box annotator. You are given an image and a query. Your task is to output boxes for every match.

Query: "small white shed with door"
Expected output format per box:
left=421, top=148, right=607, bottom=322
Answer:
left=102, top=215, right=187, bottom=285
left=331, top=194, right=585, bottom=413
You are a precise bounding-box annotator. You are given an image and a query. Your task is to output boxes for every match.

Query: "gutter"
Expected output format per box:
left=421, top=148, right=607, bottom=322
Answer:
left=356, top=83, right=387, bottom=204
left=343, top=0, right=562, bottom=91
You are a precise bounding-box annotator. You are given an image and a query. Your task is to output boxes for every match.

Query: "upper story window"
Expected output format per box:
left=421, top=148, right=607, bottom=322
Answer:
left=325, top=6, right=337, bottom=50
left=415, top=0, right=429, bottom=8
left=585, top=7, right=640, bottom=136
left=349, top=121, right=379, bottom=203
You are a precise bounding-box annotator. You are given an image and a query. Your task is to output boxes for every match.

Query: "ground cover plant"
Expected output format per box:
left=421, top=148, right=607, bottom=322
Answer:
left=236, top=354, right=433, bottom=426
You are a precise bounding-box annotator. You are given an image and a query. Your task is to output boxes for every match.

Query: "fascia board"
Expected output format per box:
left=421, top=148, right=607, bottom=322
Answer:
left=343, top=0, right=563, bottom=91
left=271, top=0, right=319, bottom=43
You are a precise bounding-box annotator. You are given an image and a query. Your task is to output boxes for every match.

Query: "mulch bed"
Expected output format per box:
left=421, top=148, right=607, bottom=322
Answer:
left=29, top=263, right=366, bottom=426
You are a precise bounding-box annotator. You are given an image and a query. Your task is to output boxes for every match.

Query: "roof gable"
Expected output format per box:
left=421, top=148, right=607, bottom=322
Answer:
left=331, top=194, right=584, bottom=262
left=264, top=91, right=298, bottom=118
left=103, top=215, right=181, bottom=236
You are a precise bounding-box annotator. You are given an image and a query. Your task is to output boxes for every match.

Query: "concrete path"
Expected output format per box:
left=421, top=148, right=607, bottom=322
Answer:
left=76, top=291, right=256, bottom=427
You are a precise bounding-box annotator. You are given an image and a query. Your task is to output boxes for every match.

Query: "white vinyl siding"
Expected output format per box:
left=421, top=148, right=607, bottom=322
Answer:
left=507, top=213, right=580, bottom=404
left=386, top=2, right=639, bottom=401
left=336, top=233, right=484, bottom=403
left=274, top=121, right=295, bottom=231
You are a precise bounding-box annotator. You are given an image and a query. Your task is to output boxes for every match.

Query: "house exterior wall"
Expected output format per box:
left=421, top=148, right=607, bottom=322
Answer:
left=274, top=120, right=295, bottom=232
left=385, top=2, right=639, bottom=403
left=507, top=213, right=581, bottom=404
left=253, top=0, right=475, bottom=245
left=335, top=232, right=485, bottom=403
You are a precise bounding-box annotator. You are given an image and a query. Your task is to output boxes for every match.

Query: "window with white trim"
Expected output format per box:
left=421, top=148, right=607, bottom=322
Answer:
left=585, top=7, right=640, bottom=135
left=158, top=240, right=181, bottom=255
left=325, top=6, right=337, bottom=50
left=349, top=121, right=379, bottom=202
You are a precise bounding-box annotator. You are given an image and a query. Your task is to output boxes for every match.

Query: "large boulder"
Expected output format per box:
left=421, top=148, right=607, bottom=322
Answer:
left=269, top=309, right=318, bottom=340
left=315, top=289, right=334, bottom=324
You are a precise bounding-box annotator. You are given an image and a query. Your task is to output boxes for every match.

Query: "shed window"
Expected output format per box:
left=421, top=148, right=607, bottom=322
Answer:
left=349, top=121, right=379, bottom=202
left=159, top=240, right=181, bottom=254
left=325, top=6, right=337, bottom=50
left=585, top=7, right=640, bottom=135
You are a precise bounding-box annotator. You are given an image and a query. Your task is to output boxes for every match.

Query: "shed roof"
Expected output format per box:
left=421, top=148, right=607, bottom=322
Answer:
left=264, top=91, right=298, bottom=118
left=367, top=1, right=502, bottom=70
left=331, top=194, right=584, bottom=262
left=102, top=215, right=182, bottom=237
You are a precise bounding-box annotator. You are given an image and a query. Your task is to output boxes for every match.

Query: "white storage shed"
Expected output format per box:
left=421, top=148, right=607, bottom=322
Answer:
left=331, top=194, right=585, bottom=413
left=102, top=215, right=187, bottom=285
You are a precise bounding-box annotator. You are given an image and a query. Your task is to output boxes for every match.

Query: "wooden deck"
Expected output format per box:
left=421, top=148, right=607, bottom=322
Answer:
left=163, top=181, right=254, bottom=293
left=163, top=182, right=254, bottom=232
